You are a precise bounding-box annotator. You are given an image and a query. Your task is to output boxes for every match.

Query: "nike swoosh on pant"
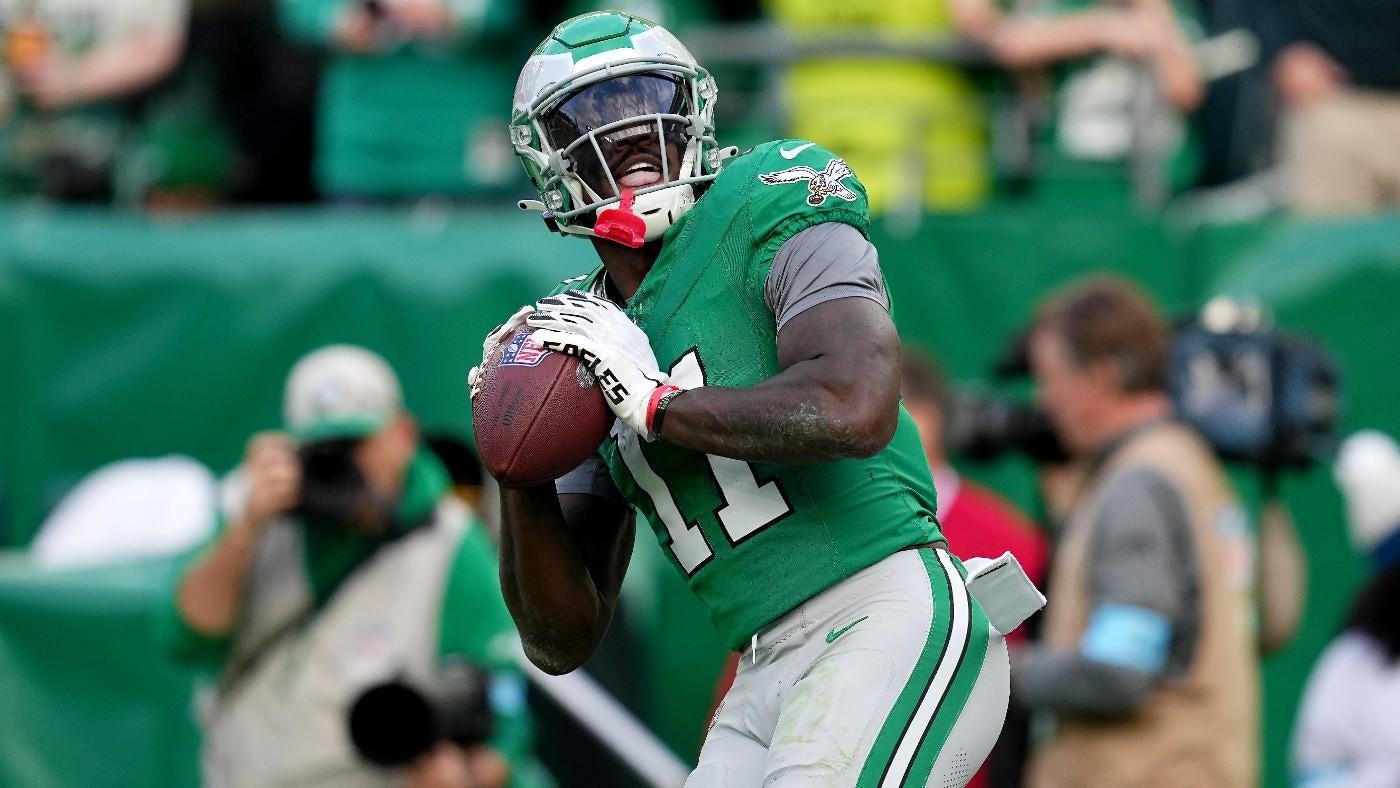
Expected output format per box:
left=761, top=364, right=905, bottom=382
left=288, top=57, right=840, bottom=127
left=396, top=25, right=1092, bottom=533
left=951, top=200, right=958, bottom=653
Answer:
left=827, top=616, right=869, bottom=643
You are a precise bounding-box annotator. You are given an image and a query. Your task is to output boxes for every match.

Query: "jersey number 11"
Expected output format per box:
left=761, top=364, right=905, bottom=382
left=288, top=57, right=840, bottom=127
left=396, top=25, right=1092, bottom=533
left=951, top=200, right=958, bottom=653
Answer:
left=613, top=349, right=793, bottom=575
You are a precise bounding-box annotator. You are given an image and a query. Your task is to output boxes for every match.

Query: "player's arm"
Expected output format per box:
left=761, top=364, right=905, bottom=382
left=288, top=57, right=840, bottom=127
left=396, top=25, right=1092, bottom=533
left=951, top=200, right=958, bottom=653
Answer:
left=472, top=305, right=634, bottom=674
left=529, top=223, right=902, bottom=464
left=659, top=296, right=900, bottom=463
left=497, top=485, right=633, bottom=675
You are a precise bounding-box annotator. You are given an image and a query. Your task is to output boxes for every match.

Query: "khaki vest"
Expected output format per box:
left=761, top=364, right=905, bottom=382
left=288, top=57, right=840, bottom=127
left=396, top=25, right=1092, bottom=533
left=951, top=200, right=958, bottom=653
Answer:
left=201, top=499, right=469, bottom=788
left=1029, top=423, right=1259, bottom=788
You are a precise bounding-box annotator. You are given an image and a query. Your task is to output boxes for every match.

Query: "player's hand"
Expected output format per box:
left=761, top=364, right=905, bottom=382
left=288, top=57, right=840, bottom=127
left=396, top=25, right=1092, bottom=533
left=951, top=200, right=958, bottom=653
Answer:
left=527, top=291, right=679, bottom=440
left=468, top=304, right=536, bottom=401
left=241, top=432, right=301, bottom=530
left=528, top=291, right=658, bottom=368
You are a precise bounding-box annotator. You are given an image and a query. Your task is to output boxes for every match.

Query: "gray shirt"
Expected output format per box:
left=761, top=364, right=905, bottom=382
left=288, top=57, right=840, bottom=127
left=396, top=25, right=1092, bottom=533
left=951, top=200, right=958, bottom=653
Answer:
left=1015, top=466, right=1202, bottom=717
left=555, top=221, right=888, bottom=499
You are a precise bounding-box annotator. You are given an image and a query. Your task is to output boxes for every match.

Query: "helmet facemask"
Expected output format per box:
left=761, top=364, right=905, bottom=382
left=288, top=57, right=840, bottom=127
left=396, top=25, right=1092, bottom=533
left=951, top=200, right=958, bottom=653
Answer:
left=513, top=55, right=720, bottom=245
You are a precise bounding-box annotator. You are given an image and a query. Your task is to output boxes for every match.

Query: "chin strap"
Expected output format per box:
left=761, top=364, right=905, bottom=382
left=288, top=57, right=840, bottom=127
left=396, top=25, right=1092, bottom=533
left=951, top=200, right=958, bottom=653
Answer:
left=593, top=188, right=648, bottom=248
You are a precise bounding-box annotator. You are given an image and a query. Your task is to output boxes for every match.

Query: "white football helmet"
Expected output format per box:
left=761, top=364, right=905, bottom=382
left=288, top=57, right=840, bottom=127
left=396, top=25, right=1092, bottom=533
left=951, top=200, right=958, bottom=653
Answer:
left=510, top=12, right=723, bottom=246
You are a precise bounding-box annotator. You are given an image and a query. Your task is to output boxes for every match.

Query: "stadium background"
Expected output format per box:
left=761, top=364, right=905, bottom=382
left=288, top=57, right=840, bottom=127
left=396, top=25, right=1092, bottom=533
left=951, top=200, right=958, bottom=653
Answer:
left=0, top=0, right=1396, bottom=786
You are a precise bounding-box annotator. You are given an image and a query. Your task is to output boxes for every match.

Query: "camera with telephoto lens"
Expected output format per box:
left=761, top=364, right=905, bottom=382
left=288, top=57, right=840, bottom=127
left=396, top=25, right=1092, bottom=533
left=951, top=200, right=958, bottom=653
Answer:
left=946, top=328, right=1068, bottom=464
left=948, top=386, right=1068, bottom=464
left=348, top=658, right=495, bottom=767
left=950, top=299, right=1340, bottom=470
left=292, top=438, right=369, bottom=523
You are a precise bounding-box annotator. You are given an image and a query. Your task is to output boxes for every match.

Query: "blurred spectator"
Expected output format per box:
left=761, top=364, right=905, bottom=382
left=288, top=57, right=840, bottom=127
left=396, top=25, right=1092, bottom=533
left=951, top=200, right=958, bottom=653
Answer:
left=953, top=0, right=1202, bottom=111
left=766, top=0, right=991, bottom=214
left=1018, top=276, right=1258, bottom=788
left=278, top=0, right=523, bottom=203
left=901, top=346, right=1049, bottom=623
left=186, top=0, right=321, bottom=204
left=951, top=0, right=1205, bottom=197
left=1256, top=0, right=1400, bottom=215
left=155, top=345, right=551, bottom=787
left=1291, top=431, right=1400, bottom=785
left=902, top=346, right=1048, bottom=788
left=0, top=0, right=189, bottom=201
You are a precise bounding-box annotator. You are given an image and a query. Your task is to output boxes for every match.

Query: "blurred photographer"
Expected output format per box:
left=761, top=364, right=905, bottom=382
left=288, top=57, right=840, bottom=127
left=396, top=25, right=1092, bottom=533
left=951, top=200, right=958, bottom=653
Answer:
left=156, top=345, right=550, bottom=788
left=1260, top=0, right=1400, bottom=215
left=1017, top=276, right=1258, bottom=788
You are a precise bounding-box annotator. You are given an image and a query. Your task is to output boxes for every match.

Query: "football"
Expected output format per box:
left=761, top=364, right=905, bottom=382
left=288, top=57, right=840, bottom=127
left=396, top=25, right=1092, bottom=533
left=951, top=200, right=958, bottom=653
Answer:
left=472, top=329, right=613, bottom=487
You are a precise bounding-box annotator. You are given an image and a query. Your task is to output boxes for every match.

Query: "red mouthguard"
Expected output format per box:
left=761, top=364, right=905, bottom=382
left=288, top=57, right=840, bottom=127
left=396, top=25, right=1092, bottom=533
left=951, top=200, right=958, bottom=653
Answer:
left=593, top=188, right=647, bottom=248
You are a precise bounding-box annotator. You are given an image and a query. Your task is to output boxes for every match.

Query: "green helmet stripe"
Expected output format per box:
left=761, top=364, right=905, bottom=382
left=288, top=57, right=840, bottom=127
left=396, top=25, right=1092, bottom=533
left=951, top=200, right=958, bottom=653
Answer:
left=534, top=11, right=656, bottom=62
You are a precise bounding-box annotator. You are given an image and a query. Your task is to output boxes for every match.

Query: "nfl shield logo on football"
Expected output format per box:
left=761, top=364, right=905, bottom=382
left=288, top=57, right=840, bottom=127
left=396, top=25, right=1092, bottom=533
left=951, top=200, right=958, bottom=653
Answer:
left=500, top=331, right=551, bottom=367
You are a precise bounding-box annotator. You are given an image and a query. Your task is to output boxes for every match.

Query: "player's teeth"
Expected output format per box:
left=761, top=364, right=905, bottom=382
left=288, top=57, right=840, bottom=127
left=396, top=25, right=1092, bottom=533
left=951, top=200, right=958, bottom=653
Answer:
left=620, top=170, right=662, bottom=187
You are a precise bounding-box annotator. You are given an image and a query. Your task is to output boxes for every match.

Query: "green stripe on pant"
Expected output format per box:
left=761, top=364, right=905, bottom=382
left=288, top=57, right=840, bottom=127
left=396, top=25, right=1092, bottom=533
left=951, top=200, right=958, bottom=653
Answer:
left=906, top=556, right=992, bottom=783
left=855, top=549, right=989, bottom=787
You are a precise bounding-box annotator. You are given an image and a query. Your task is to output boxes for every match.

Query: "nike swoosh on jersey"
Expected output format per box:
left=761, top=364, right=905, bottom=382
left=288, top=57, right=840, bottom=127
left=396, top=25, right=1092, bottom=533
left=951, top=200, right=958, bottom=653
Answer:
left=826, top=615, right=869, bottom=643
left=779, top=142, right=816, bottom=159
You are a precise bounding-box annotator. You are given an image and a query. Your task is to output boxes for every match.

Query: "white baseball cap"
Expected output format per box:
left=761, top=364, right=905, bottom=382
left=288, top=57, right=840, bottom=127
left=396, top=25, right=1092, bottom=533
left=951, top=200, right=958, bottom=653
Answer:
left=283, top=345, right=403, bottom=443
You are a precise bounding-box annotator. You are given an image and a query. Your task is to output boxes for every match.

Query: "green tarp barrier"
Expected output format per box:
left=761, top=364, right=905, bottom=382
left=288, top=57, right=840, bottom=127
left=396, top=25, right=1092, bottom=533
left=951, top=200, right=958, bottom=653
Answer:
left=1, top=205, right=1398, bottom=787
left=0, top=208, right=598, bottom=545
left=0, top=554, right=201, bottom=785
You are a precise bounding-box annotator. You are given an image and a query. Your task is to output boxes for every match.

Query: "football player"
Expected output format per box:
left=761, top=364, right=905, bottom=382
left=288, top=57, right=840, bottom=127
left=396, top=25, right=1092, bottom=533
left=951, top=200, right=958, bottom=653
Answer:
left=471, top=12, right=1033, bottom=786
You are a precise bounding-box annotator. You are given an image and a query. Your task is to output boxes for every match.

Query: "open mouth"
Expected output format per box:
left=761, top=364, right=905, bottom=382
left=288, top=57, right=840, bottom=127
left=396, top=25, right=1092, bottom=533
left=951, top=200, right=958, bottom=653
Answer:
left=615, top=155, right=665, bottom=189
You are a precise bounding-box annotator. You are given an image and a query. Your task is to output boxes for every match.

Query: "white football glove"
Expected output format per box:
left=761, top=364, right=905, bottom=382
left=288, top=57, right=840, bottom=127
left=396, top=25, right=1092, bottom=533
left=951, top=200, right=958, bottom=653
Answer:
left=468, top=303, right=535, bottom=401
left=527, top=291, right=684, bottom=439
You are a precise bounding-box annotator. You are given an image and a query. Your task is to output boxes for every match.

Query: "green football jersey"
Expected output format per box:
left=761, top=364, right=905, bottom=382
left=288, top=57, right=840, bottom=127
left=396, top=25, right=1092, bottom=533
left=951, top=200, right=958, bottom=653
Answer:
left=559, top=140, right=944, bottom=649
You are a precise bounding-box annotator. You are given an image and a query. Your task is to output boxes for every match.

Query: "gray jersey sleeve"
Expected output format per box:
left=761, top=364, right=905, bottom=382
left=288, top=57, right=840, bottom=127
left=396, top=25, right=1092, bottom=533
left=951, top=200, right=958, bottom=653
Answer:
left=1014, top=467, right=1198, bottom=717
left=554, top=453, right=622, bottom=500
left=764, top=222, right=890, bottom=331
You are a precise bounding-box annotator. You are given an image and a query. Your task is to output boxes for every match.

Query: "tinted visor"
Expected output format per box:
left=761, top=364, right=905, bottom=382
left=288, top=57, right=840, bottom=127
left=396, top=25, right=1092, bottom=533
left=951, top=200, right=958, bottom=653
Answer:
left=541, top=74, right=690, bottom=151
